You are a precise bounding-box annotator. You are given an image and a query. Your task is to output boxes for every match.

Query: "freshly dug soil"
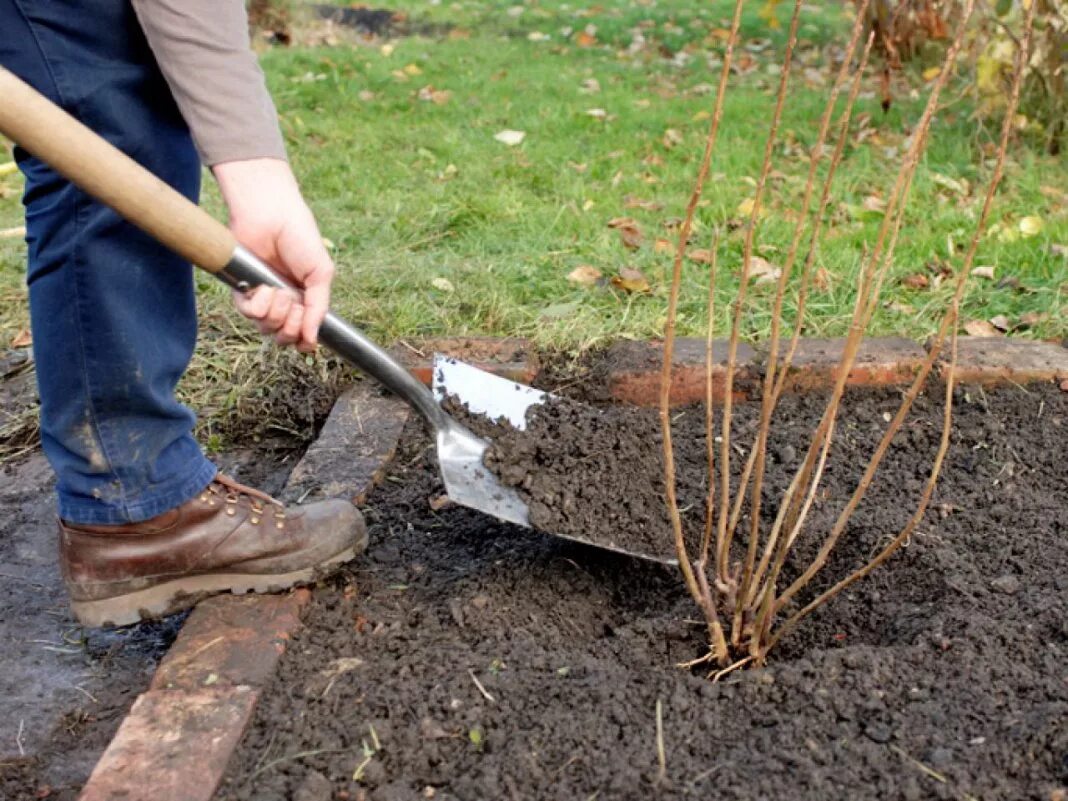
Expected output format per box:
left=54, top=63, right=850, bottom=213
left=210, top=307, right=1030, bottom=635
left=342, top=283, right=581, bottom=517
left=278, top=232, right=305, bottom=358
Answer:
left=219, top=382, right=1068, bottom=801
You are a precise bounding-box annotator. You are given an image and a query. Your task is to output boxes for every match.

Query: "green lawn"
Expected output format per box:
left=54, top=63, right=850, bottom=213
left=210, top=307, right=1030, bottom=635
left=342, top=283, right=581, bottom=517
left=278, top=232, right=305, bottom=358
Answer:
left=1, top=0, right=1065, bottom=356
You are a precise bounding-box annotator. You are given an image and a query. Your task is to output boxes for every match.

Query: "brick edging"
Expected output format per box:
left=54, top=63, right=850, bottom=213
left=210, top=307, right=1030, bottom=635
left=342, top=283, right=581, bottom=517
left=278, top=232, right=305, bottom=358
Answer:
left=78, top=333, right=1068, bottom=801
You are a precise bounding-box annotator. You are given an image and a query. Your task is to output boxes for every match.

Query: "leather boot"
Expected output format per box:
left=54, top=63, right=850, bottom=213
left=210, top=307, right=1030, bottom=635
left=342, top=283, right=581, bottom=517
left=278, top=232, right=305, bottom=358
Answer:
left=59, top=473, right=366, bottom=627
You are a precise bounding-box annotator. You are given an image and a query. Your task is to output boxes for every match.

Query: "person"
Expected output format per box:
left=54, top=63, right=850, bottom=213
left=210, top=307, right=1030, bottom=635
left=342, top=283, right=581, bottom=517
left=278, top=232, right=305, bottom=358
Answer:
left=0, top=0, right=366, bottom=627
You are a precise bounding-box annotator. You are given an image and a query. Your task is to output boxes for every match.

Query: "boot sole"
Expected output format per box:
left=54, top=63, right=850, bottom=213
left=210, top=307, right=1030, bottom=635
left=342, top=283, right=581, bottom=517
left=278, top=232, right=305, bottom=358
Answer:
left=69, top=546, right=358, bottom=628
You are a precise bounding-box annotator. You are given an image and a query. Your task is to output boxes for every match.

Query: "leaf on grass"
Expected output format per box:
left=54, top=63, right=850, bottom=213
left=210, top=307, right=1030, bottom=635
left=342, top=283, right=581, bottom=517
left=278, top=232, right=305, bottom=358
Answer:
left=931, top=173, right=969, bottom=195
left=735, top=197, right=768, bottom=220
left=403, top=63, right=423, bottom=76
left=493, top=129, right=526, bottom=146
left=619, top=225, right=643, bottom=250
left=585, top=108, right=607, bottom=120
left=1018, top=311, right=1047, bottom=328
left=661, top=128, right=684, bottom=150
left=922, top=66, right=942, bottom=82
left=576, top=31, right=597, bottom=47
left=745, top=256, right=781, bottom=284
left=417, top=85, right=452, bottom=104
left=579, top=78, right=600, bottom=93
left=431, top=277, right=455, bottom=292
left=1050, top=243, right=1068, bottom=258
left=623, top=196, right=662, bottom=211
left=963, top=319, right=1002, bottom=337
left=606, top=216, right=638, bottom=229
left=611, top=267, right=651, bottom=294
left=687, top=249, right=715, bottom=264
left=862, top=195, right=886, bottom=214
left=1018, top=216, right=1044, bottom=238
left=10, top=329, right=31, bottom=349
left=567, top=265, right=602, bottom=286
left=902, top=273, right=930, bottom=289
left=971, top=265, right=995, bottom=280
left=989, top=314, right=1011, bottom=332
left=0, top=225, right=26, bottom=239
left=654, top=238, right=676, bottom=255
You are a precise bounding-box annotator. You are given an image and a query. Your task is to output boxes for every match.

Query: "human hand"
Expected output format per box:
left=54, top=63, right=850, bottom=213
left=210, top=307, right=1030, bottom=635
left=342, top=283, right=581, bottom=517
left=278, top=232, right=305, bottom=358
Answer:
left=213, top=158, right=334, bottom=352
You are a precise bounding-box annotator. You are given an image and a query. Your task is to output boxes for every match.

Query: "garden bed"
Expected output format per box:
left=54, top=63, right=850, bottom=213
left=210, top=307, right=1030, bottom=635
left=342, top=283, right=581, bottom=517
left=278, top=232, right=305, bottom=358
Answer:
left=217, top=379, right=1067, bottom=801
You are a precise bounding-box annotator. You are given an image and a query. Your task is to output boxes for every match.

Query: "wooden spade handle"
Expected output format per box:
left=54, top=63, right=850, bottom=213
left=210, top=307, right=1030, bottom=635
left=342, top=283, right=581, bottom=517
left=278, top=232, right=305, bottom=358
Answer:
left=0, top=67, right=236, bottom=272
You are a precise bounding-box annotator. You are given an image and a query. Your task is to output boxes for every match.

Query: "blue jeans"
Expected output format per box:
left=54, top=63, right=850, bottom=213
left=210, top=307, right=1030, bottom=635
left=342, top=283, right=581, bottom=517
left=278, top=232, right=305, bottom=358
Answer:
left=1, top=0, right=217, bottom=523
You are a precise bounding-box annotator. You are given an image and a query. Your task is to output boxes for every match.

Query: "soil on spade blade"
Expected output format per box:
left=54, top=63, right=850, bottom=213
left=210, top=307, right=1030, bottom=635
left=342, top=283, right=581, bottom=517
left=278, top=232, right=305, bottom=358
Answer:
left=219, top=382, right=1068, bottom=801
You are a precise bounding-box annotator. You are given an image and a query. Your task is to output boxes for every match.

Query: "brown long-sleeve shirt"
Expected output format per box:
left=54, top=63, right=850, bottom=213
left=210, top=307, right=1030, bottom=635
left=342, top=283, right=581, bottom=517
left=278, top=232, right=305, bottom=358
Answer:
left=131, top=0, right=286, bottom=166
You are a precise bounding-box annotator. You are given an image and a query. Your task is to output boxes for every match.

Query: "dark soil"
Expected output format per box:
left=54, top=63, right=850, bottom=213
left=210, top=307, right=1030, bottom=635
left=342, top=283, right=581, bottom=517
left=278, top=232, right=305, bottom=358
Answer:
left=0, top=348, right=345, bottom=801
left=218, top=381, right=1068, bottom=801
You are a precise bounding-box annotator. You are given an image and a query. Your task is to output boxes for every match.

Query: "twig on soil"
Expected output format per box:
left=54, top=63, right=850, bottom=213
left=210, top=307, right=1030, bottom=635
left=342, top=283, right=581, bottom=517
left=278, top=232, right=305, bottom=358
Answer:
left=889, top=745, right=948, bottom=784
left=468, top=668, right=496, bottom=703
left=654, top=698, right=666, bottom=785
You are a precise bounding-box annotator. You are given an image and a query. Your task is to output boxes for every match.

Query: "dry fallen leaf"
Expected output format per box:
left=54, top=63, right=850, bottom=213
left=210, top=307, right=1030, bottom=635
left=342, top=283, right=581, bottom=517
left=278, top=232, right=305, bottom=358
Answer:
left=971, top=265, right=995, bottom=280
left=611, top=267, right=651, bottom=294
left=654, top=238, right=676, bottom=255
left=606, top=216, right=638, bottom=229
left=10, top=329, right=31, bottom=348
left=431, top=277, right=455, bottom=292
left=922, top=66, right=942, bottom=82
left=619, top=225, right=643, bottom=250
left=963, top=319, right=1002, bottom=337
left=862, top=195, right=886, bottom=214
left=579, top=77, right=601, bottom=94
left=1051, top=244, right=1068, bottom=258
left=417, top=85, right=452, bottom=104
left=902, top=273, right=930, bottom=289
left=567, top=265, right=602, bottom=286
left=493, top=129, right=526, bottom=146
left=687, top=249, right=715, bottom=264
left=403, top=63, right=423, bottom=76
left=1018, top=215, right=1044, bottom=238
left=585, top=108, right=607, bottom=120
left=989, top=314, right=1011, bottom=332
left=623, top=196, right=662, bottom=211
left=746, top=255, right=781, bottom=284
left=661, top=128, right=683, bottom=150
left=576, top=30, right=597, bottom=47
left=0, top=225, right=26, bottom=239
left=1018, top=311, right=1047, bottom=328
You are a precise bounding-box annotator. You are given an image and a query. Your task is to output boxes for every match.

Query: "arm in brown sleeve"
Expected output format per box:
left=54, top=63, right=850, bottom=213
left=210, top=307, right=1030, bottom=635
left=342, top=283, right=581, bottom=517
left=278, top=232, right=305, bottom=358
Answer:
left=131, top=0, right=287, bottom=166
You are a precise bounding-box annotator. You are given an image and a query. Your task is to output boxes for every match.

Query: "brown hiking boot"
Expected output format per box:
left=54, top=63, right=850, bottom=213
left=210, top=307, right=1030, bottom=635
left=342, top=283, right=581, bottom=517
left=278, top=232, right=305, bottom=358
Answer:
left=59, top=473, right=366, bottom=627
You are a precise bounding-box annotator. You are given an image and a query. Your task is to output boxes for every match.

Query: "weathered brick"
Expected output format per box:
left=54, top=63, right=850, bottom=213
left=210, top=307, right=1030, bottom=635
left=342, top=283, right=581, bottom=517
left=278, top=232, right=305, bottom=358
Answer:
left=281, top=380, right=410, bottom=505
left=151, top=590, right=309, bottom=691
left=79, top=687, right=257, bottom=801
left=773, top=337, right=928, bottom=392
left=605, top=338, right=758, bottom=407
left=941, top=337, right=1068, bottom=385
left=391, top=336, right=537, bottom=385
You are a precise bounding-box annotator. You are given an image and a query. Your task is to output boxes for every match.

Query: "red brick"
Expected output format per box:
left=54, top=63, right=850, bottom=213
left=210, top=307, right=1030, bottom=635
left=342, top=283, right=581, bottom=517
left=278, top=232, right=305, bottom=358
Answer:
left=606, top=338, right=758, bottom=407
left=391, top=336, right=537, bottom=385
left=281, top=380, right=410, bottom=506
left=941, top=337, right=1068, bottom=385
left=774, top=337, right=927, bottom=392
left=151, top=590, right=309, bottom=691
left=79, top=687, right=256, bottom=801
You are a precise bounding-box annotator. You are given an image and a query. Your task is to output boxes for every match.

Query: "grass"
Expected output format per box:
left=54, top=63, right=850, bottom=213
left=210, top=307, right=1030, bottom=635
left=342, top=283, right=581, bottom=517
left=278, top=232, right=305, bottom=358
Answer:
left=0, top=0, right=1065, bottom=447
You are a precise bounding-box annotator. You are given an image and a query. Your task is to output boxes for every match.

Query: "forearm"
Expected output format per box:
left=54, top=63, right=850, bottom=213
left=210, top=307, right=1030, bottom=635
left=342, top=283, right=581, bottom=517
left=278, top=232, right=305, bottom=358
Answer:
left=131, top=0, right=286, bottom=166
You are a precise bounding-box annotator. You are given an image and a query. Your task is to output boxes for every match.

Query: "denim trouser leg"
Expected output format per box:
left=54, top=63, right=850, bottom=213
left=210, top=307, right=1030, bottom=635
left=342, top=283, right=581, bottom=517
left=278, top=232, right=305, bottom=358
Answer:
left=0, top=0, right=217, bottom=523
